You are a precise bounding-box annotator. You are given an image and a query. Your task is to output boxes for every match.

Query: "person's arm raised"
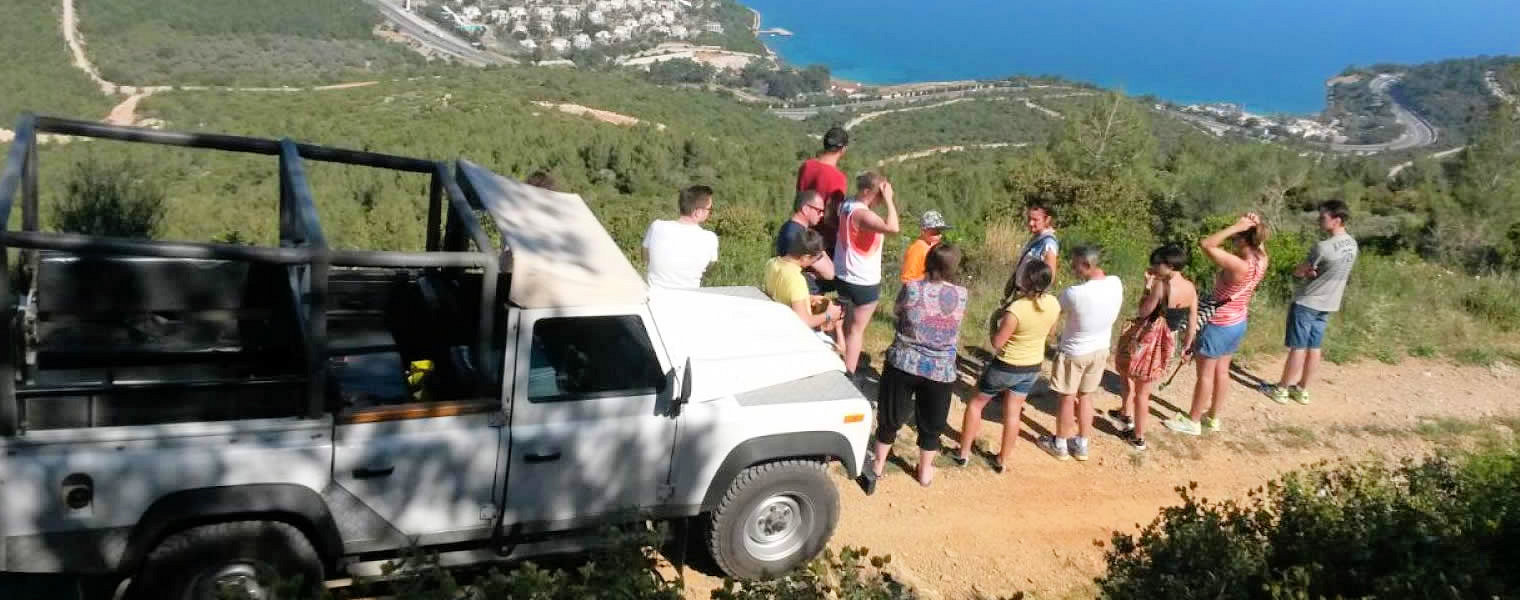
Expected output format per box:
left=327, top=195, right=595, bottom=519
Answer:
left=854, top=182, right=901, bottom=235
left=1199, top=213, right=1258, bottom=276
left=809, top=252, right=836, bottom=280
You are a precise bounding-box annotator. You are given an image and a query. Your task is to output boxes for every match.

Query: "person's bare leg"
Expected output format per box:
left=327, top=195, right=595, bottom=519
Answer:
left=957, top=393, right=993, bottom=460
left=1120, top=375, right=1138, bottom=419
left=871, top=440, right=891, bottom=478
left=1189, top=357, right=1217, bottom=420
left=1133, top=380, right=1156, bottom=439
left=843, top=301, right=878, bottom=374
left=917, top=449, right=938, bottom=485
left=1300, top=349, right=1323, bottom=391
left=1057, top=394, right=1077, bottom=438
left=1209, top=355, right=1233, bottom=419
left=1278, top=348, right=1307, bottom=388
left=1076, top=392, right=1096, bottom=440
left=996, top=393, right=1027, bottom=466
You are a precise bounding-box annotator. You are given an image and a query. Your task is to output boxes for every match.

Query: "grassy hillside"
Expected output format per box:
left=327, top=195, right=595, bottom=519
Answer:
left=77, top=0, right=428, bottom=86
left=0, top=0, right=115, bottom=126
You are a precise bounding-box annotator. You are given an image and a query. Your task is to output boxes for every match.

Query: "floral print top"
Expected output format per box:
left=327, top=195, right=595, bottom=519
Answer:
left=886, top=280, right=969, bottom=383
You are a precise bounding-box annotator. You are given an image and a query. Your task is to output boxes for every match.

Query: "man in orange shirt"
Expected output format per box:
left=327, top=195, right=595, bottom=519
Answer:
left=901, top=211, right=951, bottom=283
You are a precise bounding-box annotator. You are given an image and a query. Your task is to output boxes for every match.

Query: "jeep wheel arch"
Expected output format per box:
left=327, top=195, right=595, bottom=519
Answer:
left=120, top=484, right=343, bottom=573
left=700, top=432, right=858, bottom=511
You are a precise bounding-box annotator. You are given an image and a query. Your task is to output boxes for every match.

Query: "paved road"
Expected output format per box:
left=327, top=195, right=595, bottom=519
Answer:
left=364, top=0, right=513, bottom=66
left=1329, top=74, right=1437, bottom=154
left=769, top=85, right=1080, bottom=120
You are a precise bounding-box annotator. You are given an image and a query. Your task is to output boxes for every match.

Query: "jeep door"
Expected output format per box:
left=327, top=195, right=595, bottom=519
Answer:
left=502, top=306, right=677, bottom=529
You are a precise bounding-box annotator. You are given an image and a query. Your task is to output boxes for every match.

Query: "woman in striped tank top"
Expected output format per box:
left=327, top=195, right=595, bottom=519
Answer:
left=1165, top=213, right=1270, bottom=437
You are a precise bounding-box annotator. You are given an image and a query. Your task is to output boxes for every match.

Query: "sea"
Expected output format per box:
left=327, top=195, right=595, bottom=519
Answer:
left=742, top=0, right=1520, bottom=115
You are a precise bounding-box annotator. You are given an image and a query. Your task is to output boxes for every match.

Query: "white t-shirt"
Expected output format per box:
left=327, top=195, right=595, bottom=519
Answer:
left=1057, top=275, right=1124, bottom=356
left=642, top=219, right=718, bottom=290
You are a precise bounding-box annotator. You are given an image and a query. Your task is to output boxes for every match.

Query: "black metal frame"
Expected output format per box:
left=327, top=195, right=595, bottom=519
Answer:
left=0, top=115, right=504, bottom=435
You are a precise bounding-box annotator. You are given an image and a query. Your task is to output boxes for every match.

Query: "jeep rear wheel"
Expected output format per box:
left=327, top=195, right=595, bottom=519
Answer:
left=707, top=460, right=840, bottom=579
left=130, top=521, right=323, bottom=600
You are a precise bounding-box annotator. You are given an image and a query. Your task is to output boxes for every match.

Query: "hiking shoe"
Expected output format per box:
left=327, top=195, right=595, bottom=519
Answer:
left=1202, top=415, right=1222, bottom=432
left=1164, top=415, right=1202, bottom=436
left=1037, top=435, right=1071, bottom=460
left=1107, top=409, right=1134, bottom=432
left=1126, top=434, right=1148, bottom=451
left=1290, top=387, right=1311, bottom=405
left=1265, top=384, right=1291, bottom=405
left=1071, top=436, right=1090, bottom=462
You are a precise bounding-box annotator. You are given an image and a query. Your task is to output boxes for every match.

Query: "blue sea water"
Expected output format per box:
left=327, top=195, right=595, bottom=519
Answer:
left=742, top=0, right=1520, bottom=114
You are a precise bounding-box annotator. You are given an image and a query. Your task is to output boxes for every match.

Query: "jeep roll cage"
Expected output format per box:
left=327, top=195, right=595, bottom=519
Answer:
left=0, top=114, right=509, bottom=436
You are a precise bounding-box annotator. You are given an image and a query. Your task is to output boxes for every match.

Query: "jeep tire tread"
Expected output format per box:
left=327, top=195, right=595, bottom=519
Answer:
left=129, top=520, right=323, bottom=600
left=706, top=459, right=840, bottom=580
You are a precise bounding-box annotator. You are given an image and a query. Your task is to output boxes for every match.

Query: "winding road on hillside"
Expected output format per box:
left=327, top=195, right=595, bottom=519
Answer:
left=1328, top=74, right=1437, bottom=153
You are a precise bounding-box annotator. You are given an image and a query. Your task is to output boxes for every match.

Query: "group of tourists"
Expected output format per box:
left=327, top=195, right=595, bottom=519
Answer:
left=637, top=126, right=1360, bottom=489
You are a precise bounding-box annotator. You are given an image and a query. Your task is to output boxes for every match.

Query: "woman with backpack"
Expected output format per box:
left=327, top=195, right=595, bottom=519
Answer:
left=1111, top=244, right=1198, bottom=450
left=1166, top=213, right=1270, bottom=436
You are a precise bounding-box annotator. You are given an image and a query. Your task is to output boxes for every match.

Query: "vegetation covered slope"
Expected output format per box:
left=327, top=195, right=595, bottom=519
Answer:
left=1337, top=56, right=1520, bottom=144
left=77, top=0, right=429, bottom=86
left=0, top=0, right=114, bottom=126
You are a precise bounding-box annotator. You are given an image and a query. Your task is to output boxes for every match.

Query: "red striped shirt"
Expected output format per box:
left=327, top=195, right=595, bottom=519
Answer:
left=1209, top=253, right=1267, bottom=326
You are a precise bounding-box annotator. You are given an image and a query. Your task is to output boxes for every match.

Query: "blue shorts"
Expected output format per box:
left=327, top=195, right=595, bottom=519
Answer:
left=1197, top=320, right=1248, bottom=358
left=1285, top=303, right=1331, bottom=349
left=835, top=279, right=881, bottom=306
left=976, top=361, right=1041, bottom=396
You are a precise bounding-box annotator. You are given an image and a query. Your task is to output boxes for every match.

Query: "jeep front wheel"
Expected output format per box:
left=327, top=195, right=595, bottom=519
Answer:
left=130, top=520, right=323, bottom=600
left=707, top=460, right=840, bottom=579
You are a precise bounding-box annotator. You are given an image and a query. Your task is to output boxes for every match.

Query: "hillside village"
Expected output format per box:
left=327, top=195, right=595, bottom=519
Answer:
left=411, top=0, right=731, bottom=58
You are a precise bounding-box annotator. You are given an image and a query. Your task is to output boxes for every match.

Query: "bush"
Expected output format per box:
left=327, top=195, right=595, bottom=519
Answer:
left=1099, top=444, right=1520, bottom=600
left=52, top=157, right=167, bottom=239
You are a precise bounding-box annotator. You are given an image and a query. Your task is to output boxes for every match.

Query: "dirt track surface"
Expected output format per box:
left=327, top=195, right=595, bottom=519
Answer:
left=680, top=354, right=1518, bottom=599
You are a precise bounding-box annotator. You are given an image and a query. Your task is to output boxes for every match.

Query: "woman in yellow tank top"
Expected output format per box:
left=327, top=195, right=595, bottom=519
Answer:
left=953, top=261, right=1061, bottom=472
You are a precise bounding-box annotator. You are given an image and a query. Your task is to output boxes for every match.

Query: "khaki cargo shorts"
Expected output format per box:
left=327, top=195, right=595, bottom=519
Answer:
left=1050, top=349, right=1110, bottom=396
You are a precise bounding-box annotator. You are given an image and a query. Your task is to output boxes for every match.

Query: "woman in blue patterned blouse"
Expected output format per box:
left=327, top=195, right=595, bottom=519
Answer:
left=869, top=243, right=969, bottom=487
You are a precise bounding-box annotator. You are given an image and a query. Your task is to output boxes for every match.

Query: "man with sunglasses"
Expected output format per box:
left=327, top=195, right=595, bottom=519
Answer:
left=775, top=189, right=836, bottom=291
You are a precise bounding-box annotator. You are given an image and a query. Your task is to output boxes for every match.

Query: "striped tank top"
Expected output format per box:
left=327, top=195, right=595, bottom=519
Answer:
left=835, top=198, right=884, bottom=286
left=1209, top=253, right=1267, bottom=327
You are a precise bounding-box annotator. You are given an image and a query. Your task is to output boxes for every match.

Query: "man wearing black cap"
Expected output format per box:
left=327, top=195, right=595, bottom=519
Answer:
left=796, top=126, right=850, bottom=255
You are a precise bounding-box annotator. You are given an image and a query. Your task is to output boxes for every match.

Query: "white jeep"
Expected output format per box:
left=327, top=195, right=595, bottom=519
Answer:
left=0, top=115, right=873, bottom=598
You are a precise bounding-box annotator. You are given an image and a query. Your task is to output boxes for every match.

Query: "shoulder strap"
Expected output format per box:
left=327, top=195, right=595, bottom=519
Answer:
left=1147, top=277, right=1171, bottom=323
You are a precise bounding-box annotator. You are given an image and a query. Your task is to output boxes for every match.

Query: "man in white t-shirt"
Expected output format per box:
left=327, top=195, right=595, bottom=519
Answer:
left=642, top=185, right=718, bottom=289
left=1038, top=245, right=1123, bottom=462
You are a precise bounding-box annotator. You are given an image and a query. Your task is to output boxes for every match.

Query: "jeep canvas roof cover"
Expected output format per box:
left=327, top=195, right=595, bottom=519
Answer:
left=457, top=160, right=647, bottom=309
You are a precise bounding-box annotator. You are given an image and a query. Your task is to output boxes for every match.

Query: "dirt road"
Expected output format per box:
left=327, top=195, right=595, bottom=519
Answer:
left=681, top=354, right=1518, bottom=599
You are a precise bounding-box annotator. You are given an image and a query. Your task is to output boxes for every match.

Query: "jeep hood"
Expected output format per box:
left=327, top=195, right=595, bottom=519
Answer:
left=648, top=287, right=847, bottom=402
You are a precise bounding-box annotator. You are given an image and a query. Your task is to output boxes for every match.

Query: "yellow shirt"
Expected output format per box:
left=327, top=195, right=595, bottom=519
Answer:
left=763, top=257, right=810, bottom=308
left=900, top=239, right=932, bottom=283
left=996, top=293, right=1062, bottom=366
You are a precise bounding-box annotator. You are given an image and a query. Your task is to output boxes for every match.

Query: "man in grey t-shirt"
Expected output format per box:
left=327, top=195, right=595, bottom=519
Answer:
left=1268, top=200, right=1359, bottom=405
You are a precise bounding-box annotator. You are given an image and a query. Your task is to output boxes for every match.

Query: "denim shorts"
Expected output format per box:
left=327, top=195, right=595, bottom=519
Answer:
left=1285, top=303, right=1331, bottom=349
left=1197, top=320, right=1248, bottom=358
left=835, top=279, right=881, bottom=305
left=976, top=360, right=1041, bottom=396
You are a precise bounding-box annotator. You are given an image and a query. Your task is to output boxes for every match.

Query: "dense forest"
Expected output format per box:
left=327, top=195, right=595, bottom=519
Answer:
left=0, top=0, right=115, bottom=126
left=77, top=0, right=430, bottom=86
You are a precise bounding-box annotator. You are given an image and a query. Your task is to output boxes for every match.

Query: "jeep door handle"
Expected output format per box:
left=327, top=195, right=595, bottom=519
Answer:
left=524, top=450, right=562, bottom=464
left=352, top=466, right=396, bottom=479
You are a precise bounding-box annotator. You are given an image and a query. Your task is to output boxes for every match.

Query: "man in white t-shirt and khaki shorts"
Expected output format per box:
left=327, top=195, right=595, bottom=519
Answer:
left=1039, top=246, right=1124, bottom=462
left=642, top=185, right=719, bottom=290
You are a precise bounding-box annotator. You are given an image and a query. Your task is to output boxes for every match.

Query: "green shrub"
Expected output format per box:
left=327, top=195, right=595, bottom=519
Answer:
left=52, top=156, right=167, bottom=239
left=1099, top=444, right=1520, bottom=600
